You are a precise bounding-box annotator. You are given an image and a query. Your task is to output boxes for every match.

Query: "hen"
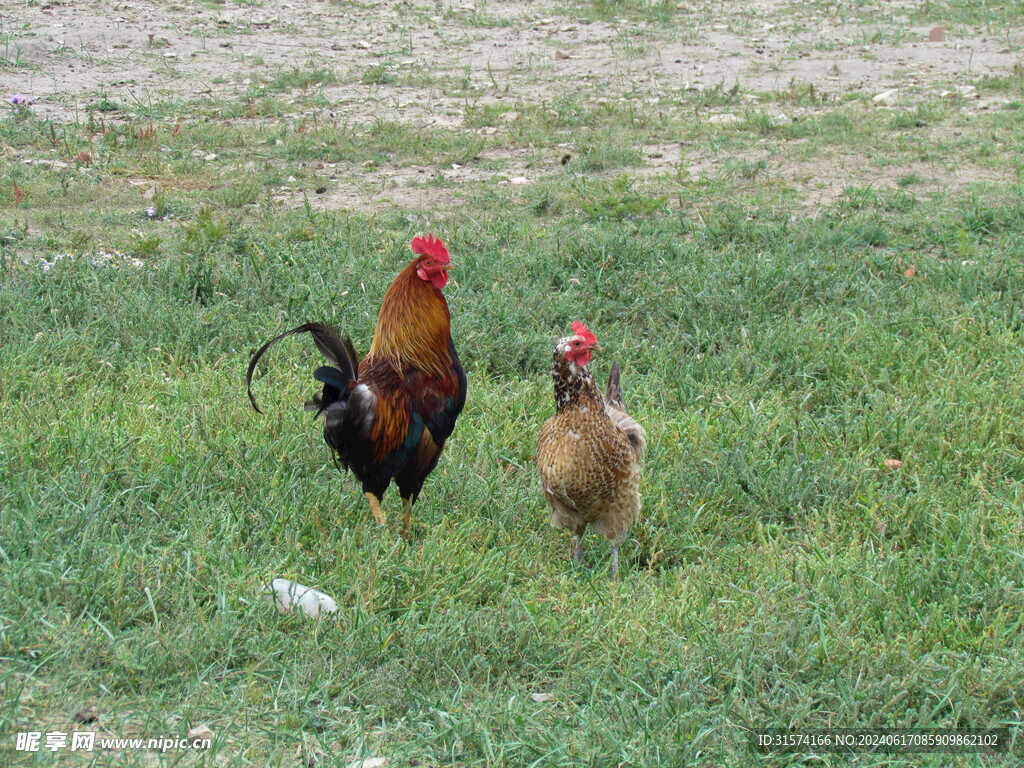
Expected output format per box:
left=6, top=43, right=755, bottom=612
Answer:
left=536, top=322, right=646, bottom=578
left=246, top=234, right=467, bottom=535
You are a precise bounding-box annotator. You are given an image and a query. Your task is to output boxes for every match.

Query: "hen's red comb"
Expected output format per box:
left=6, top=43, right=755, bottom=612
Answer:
left=571, top=321, right=598, bottom=346
left=411, top=232, right=449, bottom=262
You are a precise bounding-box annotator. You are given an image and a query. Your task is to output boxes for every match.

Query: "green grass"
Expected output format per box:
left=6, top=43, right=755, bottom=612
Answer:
left=3, top=193, right=1024, bottom=766
left=2, top=2, right=1024, bottom=766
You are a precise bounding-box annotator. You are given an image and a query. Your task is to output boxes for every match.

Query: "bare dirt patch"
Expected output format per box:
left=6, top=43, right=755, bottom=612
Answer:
left=3, top=0, right=1021, bottom=212
left=7, top=1, right=1019, bottom=116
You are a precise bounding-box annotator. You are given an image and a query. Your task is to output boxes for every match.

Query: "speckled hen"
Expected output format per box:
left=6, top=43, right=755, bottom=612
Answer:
left=536, top=322, right=646, bottom=578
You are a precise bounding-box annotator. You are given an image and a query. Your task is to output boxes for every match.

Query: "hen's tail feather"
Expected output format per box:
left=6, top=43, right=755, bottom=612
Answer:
left=605, top=361, right=625, bottom=409
left=603, top=360, right=647, bottom=461
left=246, top=322, right=359, bottom=413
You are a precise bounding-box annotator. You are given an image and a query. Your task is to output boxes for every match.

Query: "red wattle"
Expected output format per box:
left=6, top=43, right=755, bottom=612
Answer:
left=567, top=349, right=592, bottom=367
left=417, top=266, right=449, bottom=289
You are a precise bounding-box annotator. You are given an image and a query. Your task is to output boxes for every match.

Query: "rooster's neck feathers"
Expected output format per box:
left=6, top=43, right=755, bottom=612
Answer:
left=552, top=349, right=603, bottom=413
left=368, top=261, right=452, bottom=378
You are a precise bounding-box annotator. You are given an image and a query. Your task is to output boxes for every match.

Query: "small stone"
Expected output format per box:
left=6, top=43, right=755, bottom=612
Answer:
left=187, top=724, right=215, bottom=742
left=977, top=97, right=1010, bottom=110
left=73, top=707, right=102, bottom=725
left=708, top=113, right=741, bottom=126
left=884, top=459, right=904, bottom=471
left=928, top=27, right=945, bottom=42
left=554, top=50, right=570, bottom=60
left=530, top=693, right=553, bottom=702
left=356, top=40, right=372, bottom=49
left=872, top=89, right=898, bottom=107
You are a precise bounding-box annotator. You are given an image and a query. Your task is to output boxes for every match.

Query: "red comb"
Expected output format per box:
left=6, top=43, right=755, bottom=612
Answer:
left=411, top=232, right=449, bottom=262
left=571, top=321, right=597, bottom=346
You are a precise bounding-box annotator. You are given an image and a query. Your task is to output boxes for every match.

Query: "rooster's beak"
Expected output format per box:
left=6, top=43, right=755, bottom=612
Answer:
left=441, top=263, right=453, bottom=271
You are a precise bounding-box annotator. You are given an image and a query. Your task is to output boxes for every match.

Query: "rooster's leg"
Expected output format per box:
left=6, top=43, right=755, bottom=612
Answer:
left=571, top=534, right=584, bottom=563
left=365, top=492, right=386, bottom=525
left=400, top=498, right=413, bottom=540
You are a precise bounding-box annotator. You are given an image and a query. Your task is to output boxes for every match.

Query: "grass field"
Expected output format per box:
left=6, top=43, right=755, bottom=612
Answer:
left=3, top=0, right=1024, bottom=765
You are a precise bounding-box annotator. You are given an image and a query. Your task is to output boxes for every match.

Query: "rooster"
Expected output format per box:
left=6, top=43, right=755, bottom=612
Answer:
left=536, top=322, right=646, bottom=578
left=246, top=234, right=467, bottom=535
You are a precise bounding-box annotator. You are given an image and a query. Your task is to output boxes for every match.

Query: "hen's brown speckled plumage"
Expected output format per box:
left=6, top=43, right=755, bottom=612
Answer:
left=536, top=329, right=645, bottom=578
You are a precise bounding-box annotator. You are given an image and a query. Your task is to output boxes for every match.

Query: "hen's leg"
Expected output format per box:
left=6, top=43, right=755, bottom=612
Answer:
left=571, top=534, right=584, bottom=563
left=365, top=492, right=386, bottom=525
left=610, top=544, right=620, bottom=580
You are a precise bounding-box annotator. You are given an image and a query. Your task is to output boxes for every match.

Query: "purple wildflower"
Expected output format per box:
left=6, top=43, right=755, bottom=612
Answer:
left=10, top=94, right=35, bottom=106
